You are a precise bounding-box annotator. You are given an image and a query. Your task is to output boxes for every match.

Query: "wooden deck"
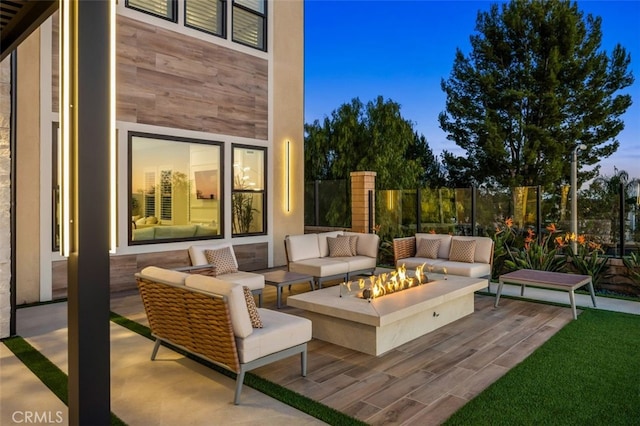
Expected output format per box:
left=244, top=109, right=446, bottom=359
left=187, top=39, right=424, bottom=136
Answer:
left=110, top=280, right=574, bottom=425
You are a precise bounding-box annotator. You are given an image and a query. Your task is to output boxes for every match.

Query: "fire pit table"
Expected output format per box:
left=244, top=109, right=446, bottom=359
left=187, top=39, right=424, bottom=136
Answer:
left=287, top=274, right=486, bottom=356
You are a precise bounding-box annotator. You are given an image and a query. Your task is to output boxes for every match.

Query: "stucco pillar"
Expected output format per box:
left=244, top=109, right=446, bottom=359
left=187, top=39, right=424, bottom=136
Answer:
left=350, top=171, right=376, bottom=233
left=0, top=57, right=11, bottom=338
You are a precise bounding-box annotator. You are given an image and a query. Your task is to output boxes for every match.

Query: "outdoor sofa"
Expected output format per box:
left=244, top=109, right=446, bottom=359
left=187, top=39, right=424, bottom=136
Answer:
left=135, top=266, right=312, bottom=404
left=284, top=231, right=380, bottom=289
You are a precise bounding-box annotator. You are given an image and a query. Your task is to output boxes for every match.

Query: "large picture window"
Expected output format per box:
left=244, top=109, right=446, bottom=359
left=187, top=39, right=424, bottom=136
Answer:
left=232, top=145, right=266, bottom=235
left=130, top=133, right=223, bottom=244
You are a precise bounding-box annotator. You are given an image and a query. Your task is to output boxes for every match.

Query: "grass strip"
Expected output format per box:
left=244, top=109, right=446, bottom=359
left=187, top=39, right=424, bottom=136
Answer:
left=444, top=309, right=640, bottom=425
left=3, top=336, right=126, bottom=426
left=109, top=311, right=367, bottom=426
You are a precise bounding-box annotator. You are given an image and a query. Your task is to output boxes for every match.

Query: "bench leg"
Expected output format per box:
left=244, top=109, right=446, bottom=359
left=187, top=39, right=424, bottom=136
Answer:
left=276, top=285, right=283, bottom=309
left=494, top=281, right=504, bottom=307
left=308, top=278, right=314, bottom=292
left=569, top=290, right=578, bottom=320
left=520, top=284, right=525, bottom=297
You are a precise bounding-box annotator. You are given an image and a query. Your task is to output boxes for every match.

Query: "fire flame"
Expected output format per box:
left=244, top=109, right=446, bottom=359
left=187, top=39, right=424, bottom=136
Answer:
left=366, top=263, right=427, bottom=299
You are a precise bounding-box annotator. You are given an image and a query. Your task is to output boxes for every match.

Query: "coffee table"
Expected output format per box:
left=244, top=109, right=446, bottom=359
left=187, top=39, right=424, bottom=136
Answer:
left=263, top=270, right=314, bottom=309
left=287, top=275, right=486, bottom=356
left=495, top=269, right=597, bottom=319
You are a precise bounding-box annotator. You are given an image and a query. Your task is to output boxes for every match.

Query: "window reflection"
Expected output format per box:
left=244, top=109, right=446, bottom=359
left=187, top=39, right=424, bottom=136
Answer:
left=130, top=133, right=223, bottom=243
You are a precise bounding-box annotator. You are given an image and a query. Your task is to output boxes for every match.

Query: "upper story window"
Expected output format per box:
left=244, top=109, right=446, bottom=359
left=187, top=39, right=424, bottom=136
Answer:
left=232, top=0, right=266, bottom=51
left=126, top=0, right=178, bottom=22
left=185, top=0, right=226, bottom=38
left=129, top=132, right=223, bottom=245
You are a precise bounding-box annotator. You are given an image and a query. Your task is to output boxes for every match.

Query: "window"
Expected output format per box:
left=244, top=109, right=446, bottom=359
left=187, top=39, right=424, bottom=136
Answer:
left=126, top=0, right=177, bottom=22
left=232, top=0, right=266, bottom=51
left=52, top=123, right=60, bottom=252
left=232, top=145, right=266, bottom=235
left=130, top=133, right=223, bottom=244
left=185, top=0, right=226, bottom=37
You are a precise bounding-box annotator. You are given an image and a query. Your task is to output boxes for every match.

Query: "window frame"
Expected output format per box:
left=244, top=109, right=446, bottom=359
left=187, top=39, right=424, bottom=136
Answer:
left=184, top=0, right=227, bottom=39
left=231, top=144, right=267, bottom=237
left=128, top=131, right=225, bottom=245
left=231, top=0, right=267, bottom=51
left=125, top=0, right=178, bottom=23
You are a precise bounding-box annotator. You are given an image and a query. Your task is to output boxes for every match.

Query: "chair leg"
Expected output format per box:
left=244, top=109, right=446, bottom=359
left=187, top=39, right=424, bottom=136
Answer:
left=151, top=339, right=161, bottom=360
left=234, top=368, right=246, bottom=405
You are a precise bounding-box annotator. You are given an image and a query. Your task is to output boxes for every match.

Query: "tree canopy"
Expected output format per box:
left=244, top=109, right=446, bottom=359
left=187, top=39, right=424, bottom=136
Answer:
left=439, top=0, right=634, bottom=189
left=304, top=96, right=444, bottom=189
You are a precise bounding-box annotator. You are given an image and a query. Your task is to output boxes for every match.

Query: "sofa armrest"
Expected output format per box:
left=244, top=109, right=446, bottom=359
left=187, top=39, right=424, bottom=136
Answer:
left=174, top=264, right=218, bottom=277
left=393, top=237, right=416, bottom=263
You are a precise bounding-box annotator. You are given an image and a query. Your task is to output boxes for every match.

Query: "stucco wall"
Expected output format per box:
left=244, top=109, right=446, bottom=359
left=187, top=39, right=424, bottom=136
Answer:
left=0, top=57, right=11, bottom=337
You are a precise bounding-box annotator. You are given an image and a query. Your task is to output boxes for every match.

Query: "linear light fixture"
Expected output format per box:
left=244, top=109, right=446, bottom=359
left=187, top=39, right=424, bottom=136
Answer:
left=286, top=140, right=290, bottom=212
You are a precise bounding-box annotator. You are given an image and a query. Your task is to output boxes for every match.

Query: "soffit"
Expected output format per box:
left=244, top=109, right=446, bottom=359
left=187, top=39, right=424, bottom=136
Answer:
left=1, top=0, right=58, bottom=61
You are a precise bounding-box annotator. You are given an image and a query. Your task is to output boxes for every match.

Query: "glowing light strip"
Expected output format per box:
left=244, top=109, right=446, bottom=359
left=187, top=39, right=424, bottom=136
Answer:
left=60, top=0, right=71, bottom=257
left=286, top=140, right=290, bottom=212
left=109, top=0, right=117, bottom=253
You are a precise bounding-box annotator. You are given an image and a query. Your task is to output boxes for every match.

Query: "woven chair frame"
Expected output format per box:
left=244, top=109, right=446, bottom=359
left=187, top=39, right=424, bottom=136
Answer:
left=136, top=277, right=240, bottom=373
left=393, top=237, right=416, bottom=263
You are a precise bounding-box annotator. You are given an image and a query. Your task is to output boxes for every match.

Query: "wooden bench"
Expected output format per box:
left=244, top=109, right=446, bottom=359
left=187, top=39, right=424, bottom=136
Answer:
left=494, top=269, right=597, bottom=319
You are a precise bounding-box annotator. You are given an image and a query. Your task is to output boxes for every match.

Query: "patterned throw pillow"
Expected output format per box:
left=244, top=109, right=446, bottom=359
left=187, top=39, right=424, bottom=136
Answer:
left=448, top=239, right=476, bottom=263
left=204, top=247, right=238, bottom=276
left=338, top=235, right=359, bottom=256
left=327, top=236, right=353, bottom=257
left=416, top=238, right=441, bottom=259
left=242, top=286, right=263, bottom=328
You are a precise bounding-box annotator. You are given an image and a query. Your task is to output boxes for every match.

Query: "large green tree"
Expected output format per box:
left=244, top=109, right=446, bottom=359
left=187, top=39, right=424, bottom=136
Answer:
left=305, top=96, right=443, bottom=189
left=439, top=0, right=633, bottom=189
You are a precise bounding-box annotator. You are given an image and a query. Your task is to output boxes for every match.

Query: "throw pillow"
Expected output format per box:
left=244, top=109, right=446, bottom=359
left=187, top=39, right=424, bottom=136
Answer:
left=204, top=247, right=239, bottom=276
left=449, top=239, right=476, bottom=263
left=416, top=238, right=441, bottom=259
left=338, top=234, right=359, bottom=256
left=243, top=286, right=263, bottom=328
left=327, top=236, right=353, bottom=257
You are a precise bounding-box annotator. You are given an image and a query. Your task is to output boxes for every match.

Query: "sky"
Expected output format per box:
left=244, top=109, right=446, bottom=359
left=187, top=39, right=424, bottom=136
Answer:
left=304, top=0, right=640, bottom=181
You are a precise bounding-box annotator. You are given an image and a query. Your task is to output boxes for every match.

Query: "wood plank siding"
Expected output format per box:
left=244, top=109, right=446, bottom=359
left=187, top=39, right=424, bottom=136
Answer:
left=52, top=14, right=268, bottom=140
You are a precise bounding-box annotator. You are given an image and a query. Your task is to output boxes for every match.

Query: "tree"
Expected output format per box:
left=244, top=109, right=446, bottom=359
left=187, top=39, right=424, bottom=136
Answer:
left=305, top=96, right=441, bottom=189
left=438, top=0, right=634, bottom=190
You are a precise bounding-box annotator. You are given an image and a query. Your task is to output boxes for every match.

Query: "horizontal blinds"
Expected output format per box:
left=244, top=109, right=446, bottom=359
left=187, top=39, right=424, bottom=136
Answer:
left=128, top=0, right=174, bottom=19
left=233, top=6, right=263, bottom=49
left=186, top=0, right=223, bottom=35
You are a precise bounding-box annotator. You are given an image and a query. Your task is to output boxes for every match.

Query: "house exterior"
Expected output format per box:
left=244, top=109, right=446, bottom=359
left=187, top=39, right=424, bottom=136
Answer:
left=0, top=0, right=304, bottom=337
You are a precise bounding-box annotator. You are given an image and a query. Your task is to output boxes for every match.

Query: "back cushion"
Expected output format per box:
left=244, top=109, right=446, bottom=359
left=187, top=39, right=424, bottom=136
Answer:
left=416, top=234, right=452, bottom=259
left=140, top=266, right=188, bottom=286
left=317, top=231, right=344, bottom=257
left=185, top=274, right=253, bottom=338
left=451, top=236, right=494, bottom=264
left=189, top=243, right=238, bottom=267
left=344, top=231, right=379, bottom=258
left=286, top=234, right=321, bottom=262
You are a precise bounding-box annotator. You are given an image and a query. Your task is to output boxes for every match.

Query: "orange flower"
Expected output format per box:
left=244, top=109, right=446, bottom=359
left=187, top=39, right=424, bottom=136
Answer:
left=555, top=236, right=566, bottom=247
left=428, top=229, right=436, bottom=234
left=588, top=241, right=601, bottom=251
left=526, top=229, right=535, bottom=238
left=495, top=226, right=503, bottom=235
left=546, top=223, right=557, bottom=233
left=505, top=218, right=513, bottom=228
left=577, top=235, right=586, bottom=245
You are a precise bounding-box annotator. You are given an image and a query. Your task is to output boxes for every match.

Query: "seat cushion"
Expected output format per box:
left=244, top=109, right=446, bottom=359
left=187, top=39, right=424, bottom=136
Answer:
left=416, top=234, right=452, bottom=259
left=139, top=266, right=189, bottom=286
left=396, top=257, right=445, bottom=271
left=341, top=256, right=377, bottom=273
left=184, top=274, right=253, bottom=339
left=218, top=271, right=265, bottom=291
left=438, top=261, right=491, bottom=278
left=236, top=308, right=311, bottom=364
left=288, top=258, right=349, bottom=278
left=343, top=232, right=379, bottom=258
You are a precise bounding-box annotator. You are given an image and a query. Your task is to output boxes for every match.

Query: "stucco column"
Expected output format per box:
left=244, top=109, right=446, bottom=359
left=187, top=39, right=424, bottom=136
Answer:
left=0, top=57, right=11, bottom=338
left=350, top=171, right=376, bottom=233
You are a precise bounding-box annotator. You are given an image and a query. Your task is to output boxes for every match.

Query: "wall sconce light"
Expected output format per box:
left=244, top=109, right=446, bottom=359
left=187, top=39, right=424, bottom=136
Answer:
left=286, top=140, right=291, bottom=212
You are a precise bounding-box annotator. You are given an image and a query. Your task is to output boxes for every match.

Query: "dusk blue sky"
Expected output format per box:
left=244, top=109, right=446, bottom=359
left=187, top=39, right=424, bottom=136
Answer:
left=304, top=0, right=640, bottom=180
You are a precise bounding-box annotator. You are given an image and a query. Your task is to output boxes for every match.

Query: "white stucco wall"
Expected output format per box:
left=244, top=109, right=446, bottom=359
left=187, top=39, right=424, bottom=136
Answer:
left=0, top=57, right=11, bottom=338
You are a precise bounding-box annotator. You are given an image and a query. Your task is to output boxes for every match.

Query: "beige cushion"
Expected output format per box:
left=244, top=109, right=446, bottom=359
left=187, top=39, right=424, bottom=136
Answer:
left=236, top=308, right=312, bottom=364
left=416, top=234, right=452, bottom=259
left=139, top=266, right=188, bottom=286
left=449, top=239, right=476, bottom=263
left=343, top=231, right=379, bottom=258
left=316, top=231, right=344, bottom=257
left=416, top=238, right=441, bottom=259
left=338, top=234, right=358, bottom=256
left=286, top=234, right=320, bottom=262
left=188, top=243, right=238, bottom=267
left=220, top=271, right=264, bottom=291
left=205, top=247, right=239, bottom=275
left=145, top=216, right=158, bottom=224
left=243, top=286, right=263, bottom=328
left=288, top=258, right=348, bottom=278
left=184, top=274, right=253, bottom=338
left=451, top=236, right=494, bottom=264
left=135, top=217, right=147, bottom=226
left=328, top=236, right=353, bottom=257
